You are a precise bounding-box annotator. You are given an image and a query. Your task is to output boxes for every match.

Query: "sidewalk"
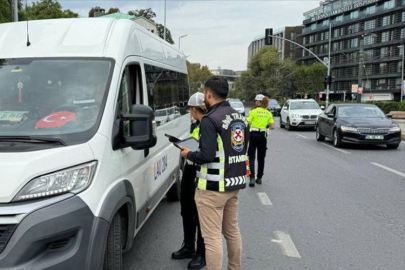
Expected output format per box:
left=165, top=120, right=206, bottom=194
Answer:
left=394, top=120, right=405, bottom=140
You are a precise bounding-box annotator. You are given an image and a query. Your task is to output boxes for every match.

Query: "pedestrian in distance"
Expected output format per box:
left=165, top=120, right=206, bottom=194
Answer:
left=180, top=76, right=250, bottom=270
left=171, top=92, right=207, bottom=270
left=247, top=94, right=275, bottom=187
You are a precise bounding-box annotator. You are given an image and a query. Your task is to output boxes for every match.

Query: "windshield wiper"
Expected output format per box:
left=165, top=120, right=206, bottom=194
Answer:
left=0, top=136, right=66, bottom=146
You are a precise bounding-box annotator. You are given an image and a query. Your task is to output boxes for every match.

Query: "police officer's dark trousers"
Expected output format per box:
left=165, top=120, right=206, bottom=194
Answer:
left=181, top=164, right=205, bottom=254
left=248, top=131, right=267, bottom=179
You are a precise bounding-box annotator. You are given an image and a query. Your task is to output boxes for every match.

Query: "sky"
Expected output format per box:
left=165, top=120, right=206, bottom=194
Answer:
left=55, top=0, right=319, bottom=71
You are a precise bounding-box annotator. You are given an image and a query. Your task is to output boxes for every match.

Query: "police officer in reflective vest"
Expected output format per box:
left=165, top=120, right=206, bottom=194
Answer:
left=247, top=94, right=275, bottom=187
left=172, top=92, right=206, bottom=269
left=181, top=76, right=249, bottom=270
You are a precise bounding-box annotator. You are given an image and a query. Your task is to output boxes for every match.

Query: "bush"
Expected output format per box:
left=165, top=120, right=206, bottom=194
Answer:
left=317, top=101, right=405, bottom=114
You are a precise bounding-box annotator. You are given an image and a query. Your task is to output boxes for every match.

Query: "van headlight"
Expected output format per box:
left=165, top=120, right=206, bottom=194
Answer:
left=291, top=114, right=301, bottom=119
left=389, top=126, right=401, bottom=133
left=14, top=162, right=97, bottom=202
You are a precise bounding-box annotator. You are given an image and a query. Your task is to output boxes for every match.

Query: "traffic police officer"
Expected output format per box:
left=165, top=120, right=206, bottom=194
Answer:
left=181, top=76, right=249, bottom=270
left=172, top=92, right=206, bottom=269
left=247, top=94, right=275, bottom=187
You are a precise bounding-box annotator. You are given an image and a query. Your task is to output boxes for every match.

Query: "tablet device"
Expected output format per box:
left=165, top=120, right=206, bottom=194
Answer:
left=174, top=137, right=199, bottom=152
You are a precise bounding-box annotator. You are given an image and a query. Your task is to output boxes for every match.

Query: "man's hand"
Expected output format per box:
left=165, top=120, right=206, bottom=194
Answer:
left=180, top=147, right=190, bottom=159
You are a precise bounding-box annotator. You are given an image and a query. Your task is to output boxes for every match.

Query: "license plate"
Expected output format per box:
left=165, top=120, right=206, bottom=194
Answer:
left=305, top=121, right=316, bottom=125
left=365, top=135, right=384, bottom=140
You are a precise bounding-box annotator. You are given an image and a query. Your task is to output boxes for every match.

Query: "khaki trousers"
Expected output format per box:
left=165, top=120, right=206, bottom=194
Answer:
left=195, top=189, right=242, bottom=270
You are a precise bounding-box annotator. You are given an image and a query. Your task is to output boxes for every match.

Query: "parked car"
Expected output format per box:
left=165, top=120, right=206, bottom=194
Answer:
left=316, top=104, right=402, bottom=149
left=228, top=98, right=245, bottom=116
left=280, top=99, right=323, bottom=130
left=268, top=99, right=281, bottom=116
left=155, top=108, right=170, bottom=126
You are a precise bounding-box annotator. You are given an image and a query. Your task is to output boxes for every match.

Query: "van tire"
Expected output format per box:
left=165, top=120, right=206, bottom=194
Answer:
left=167, top=159, right=184, bottom=202
left=104, top=213, right=123, bottom=270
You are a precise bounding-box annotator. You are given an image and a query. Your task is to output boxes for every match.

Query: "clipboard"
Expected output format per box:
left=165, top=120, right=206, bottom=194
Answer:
left=174, top=137, right=199, bottom=152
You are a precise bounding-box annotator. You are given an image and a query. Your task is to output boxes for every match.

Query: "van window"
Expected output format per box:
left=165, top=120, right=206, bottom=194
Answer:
left=144, top=64, right=190, bottom=127
left=0, top=58, right=114, bottom=145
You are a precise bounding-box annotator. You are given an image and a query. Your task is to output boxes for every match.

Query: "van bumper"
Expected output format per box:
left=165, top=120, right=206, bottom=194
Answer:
left=0, top=196, right=108, bottom=270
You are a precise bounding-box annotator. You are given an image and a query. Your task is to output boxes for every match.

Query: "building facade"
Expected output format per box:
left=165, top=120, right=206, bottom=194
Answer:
left=247, top=26, right=303, bottom=65
left=211, top=69, right=240, bottom=91
left=298, top=0, right=405, bottom=101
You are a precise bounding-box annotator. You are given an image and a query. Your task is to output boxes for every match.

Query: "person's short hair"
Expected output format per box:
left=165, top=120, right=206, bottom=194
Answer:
left=204, top=76, right=229, bottom=99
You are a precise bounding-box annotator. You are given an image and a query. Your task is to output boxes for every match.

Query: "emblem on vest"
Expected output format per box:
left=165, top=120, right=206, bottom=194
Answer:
left=231, top=123, right=245, bottom=152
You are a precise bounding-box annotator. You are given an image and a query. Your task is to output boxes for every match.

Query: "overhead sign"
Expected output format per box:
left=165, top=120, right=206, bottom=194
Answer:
left=306, top=0, right=382, bottom=23
left=358, top=87, right=363, bottom=94
left=351, top=84, right=358, bottom=93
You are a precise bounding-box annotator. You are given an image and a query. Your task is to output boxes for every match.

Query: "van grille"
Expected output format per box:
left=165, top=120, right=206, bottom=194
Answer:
left=0, top=224, right=17, bottom=254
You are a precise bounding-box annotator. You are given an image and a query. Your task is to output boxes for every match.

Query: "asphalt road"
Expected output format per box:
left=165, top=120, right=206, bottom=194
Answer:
left=124, top=118, right=405, bottom=270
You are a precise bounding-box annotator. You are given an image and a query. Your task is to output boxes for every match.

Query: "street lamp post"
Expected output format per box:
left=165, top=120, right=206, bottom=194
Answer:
left=11, top=0, right=18, bottom=22
left=399, top=45, right=404, bottom=102
left=163, top=0, right=167, bottom=41
left=179, top=34, right=187, bottom=49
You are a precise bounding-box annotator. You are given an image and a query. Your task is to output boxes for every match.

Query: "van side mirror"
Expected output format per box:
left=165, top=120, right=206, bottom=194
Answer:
left=326, top=113, right=335, bottom=118
left=386, top=114, right=393, bottom=119
left=121, top=105, right=157, bottom=150
left=282, top=106, right=288, bottom=110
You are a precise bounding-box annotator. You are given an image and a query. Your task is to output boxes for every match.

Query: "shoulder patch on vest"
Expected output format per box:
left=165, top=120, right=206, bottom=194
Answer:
left=231, top=122, right=245, bottom=152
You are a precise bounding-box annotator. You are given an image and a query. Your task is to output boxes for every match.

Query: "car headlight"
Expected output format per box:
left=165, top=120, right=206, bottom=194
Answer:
left=14, top=161, right=97, bottom=202
left=389, top=126, right=401, bottom=133
left=291, top=114, right=301, bottom=118
left=341, top=126, right=358, bottom=133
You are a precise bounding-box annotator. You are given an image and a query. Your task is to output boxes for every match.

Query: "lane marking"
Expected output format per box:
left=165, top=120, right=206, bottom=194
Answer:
left=272, top=231, right=301, bottom=259
left=322, top=143, right=351, bottom=154
left=371, top=162, right=405, bottom=178
left=257, top=192, right=272, bottom=206
left=296, top=134, right=308, bottom=139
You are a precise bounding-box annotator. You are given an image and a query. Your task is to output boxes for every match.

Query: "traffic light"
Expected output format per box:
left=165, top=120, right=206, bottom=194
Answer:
left=265, top=28, right=273, bottom=46
left=324, top=76, right=332, bottom=89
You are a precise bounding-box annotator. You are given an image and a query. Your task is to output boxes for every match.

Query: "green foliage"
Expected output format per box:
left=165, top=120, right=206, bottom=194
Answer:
left=156, top=24, right=174, bottom=44
left=292, top=62, right=326, bottom=97
left=26, top=0, right=78, bottom=20
left=235, top=46, right=296, bottom=101
left=106, top=8, right=120, bottom=15
left=128, top=8, right=156, bottom=20
left=317, top=101, right=405, bottom=114
left=0, top=0, right=26, bottom=23
left=186, top=61, right=213, bottom=94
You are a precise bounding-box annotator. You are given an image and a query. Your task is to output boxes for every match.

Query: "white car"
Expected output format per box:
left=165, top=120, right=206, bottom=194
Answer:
left=280, top=99, right=324, bottom=131
left=228, top=99, right=245, bottom=116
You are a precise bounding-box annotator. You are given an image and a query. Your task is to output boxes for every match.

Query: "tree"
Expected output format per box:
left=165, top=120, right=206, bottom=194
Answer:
left=0, top=0, right=26, bottom=23
left=187, top=61, right=213, bottom=94
left=26, top=0, right=78, bottom=20
left=128, top=8, right=156, bottom=20
left=129, top=8, right=174, bottom=44
left=292, top=62, right=326, bottom=98
left=235, top=46, right=296, bottom=101
left=106, top=7, right=120, bottom=15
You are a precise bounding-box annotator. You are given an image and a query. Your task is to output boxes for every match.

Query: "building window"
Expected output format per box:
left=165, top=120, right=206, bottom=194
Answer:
left=363, top=35, right=375, bottom=45
left=379, top=63, right=388, bottom=74
left=402, top=11, right=405, bottom=22
left=333, top=29, right=340, bottom=38
left=311, top=23, right=317, bottom=31
left=350, top=10, right=359, bottom=19
left=335, top=15, right=343, bottom=22
left=348, top=23, right=360, bottom=34
left=365, top=5, right=376, bottom=15
left=351, top=38, right=359, bottom=48
left=364, top=19, right=376, bottom=30
left=364, top=50, right=373, bottom=61
left=291, top=32, right=295, bottom=41
left=309, top=35, right=314, bottom=43
left=382, top=15, right=392, bottom=27
left=383, top=0, right=395, bottom=10
left=322, top=19, right=330, bottom=27
left=381, top=31, right=390, bottom=42
left=401, top=28, right=405, bottom=39
left=381, top=47, right=389, bottom=58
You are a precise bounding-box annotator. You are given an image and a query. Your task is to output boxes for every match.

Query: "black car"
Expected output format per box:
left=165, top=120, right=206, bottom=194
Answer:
left=316, top=104, right=402, bottom=149
left=268, top=99, right=281, bottom=116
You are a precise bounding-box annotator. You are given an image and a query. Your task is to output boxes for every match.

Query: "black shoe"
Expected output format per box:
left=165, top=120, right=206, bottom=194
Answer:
left=171, top=246, right=195, bottom=260
left=188, top=254, right=206, bottom=270
left=256, top=177, right=262, bottom=185
left=249, top=178, right=255, bottom=187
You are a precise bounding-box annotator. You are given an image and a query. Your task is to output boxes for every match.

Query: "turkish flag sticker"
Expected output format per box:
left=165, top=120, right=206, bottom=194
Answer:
left=36, top=111, right=76, bottom=129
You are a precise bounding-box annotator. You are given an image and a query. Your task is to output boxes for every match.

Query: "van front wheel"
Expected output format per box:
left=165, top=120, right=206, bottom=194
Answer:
left=104, top=213, right=123, bottom=270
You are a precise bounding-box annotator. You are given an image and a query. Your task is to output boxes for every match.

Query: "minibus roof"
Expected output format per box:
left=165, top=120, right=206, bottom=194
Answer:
left=0, top=18, right=187, bottom=72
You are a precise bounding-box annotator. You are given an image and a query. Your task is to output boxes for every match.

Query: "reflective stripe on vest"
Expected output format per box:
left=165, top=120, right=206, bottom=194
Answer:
left=196, top=135, right=226, bottom=192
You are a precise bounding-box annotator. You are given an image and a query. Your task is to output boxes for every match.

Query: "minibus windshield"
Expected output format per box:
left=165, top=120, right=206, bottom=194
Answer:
left=0, top=58, right=113, bottom=146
